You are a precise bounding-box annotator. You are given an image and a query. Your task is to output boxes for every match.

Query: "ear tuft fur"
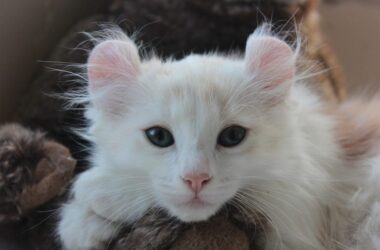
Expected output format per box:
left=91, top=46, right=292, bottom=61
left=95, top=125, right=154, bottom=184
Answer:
left=244, top=25, right=296, bottom=103
left=87, top=39, right=140, bottom=93
left=85, top=34, right=141, bottom=113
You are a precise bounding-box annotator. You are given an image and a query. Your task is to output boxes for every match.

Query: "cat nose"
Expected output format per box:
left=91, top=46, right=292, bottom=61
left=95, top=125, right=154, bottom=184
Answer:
left=182, top=173, right=212, bottom=193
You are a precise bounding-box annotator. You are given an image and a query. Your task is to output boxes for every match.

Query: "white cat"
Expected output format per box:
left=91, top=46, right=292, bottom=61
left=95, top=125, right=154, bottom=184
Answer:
left=58, top=25, right=380, bottom=249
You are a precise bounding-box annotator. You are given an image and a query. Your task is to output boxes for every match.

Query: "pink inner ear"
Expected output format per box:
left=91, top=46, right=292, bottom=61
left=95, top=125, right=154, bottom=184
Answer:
left=87, top=40, right=140, bottom=92
left=245, top=36, right=295, bottom=88
left=89, top=53, right=122, bottom=81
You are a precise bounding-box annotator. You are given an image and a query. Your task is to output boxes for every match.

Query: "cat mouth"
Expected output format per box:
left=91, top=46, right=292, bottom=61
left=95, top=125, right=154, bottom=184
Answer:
left=179, top=197, right=211, bottom=208
left=187, top=197, right=207, bottom=207
left=167, top=195, right=222, bottom=222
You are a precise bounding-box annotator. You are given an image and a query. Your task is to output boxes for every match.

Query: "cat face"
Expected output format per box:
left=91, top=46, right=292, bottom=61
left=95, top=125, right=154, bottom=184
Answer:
left=85, top=28, right=296, bottom=222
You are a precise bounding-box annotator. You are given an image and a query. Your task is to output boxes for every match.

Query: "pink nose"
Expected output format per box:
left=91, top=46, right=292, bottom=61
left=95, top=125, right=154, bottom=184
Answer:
left=182, top=173, right=211, bottom=193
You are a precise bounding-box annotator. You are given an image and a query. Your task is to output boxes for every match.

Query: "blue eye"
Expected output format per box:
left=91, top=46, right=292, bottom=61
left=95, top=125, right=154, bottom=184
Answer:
left=145, top=126, right=174, bottom=148
left=217, top=125, right=247, bottom=147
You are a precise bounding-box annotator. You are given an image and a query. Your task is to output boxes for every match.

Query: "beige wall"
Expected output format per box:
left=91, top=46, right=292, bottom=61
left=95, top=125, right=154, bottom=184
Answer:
left=320, top=1, right=380, bottom=94
left=0, top=0, right=107, bottom=122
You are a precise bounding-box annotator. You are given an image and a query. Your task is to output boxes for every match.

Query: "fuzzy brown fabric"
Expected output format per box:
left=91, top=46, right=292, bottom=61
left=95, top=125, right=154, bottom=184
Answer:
left=110, top=208, right=260, bottom=250
left=6, top=0, right=348, bottom=249
left=0, top=124, right=76, bottom=223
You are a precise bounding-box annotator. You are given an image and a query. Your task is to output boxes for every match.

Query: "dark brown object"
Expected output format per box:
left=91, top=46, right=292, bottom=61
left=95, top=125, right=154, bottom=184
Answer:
left=0, top=124, right=76, bottom=223
left=110, top=207, right=259, bottom=250
left=170, top=217, right=250, bottom=250
left=111, top=210, right=187, bottom=249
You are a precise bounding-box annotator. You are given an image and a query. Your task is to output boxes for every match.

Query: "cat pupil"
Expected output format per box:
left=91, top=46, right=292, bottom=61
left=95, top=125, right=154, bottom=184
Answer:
left=145, top=127, right=174, bottom=148
left=217, top=126, right=246, bottom=147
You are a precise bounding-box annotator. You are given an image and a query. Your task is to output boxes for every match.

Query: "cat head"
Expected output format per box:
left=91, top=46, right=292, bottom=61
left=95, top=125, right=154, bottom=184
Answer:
left=85, top=25, right=298, bottom=222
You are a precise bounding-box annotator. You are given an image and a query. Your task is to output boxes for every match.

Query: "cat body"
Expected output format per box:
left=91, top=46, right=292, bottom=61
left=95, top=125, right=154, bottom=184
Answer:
left=58, top=26, right=380, bottom=249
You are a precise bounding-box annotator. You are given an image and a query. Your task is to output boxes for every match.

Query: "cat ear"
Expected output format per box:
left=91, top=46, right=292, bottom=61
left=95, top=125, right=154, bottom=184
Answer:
left=244, top=35, right=295, bottom=103
left=87, top=39, right=141, bottom=111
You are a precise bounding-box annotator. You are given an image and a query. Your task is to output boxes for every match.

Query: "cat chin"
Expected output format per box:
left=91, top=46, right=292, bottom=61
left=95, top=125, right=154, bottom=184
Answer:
left=167, top=202, right=221, bottom=222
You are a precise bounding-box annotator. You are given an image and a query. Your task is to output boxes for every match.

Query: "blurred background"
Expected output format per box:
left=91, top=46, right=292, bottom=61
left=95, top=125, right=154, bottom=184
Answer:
left=0, top=0, right=379, bottom=122
left=0, top=0, right=379, bottom=249
left=320, top=0, right=380, bottom=94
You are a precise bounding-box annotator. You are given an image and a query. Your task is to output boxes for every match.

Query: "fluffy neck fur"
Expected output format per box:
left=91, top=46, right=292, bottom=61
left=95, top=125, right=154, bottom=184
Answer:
left=266, top=88, right=380, bottom=249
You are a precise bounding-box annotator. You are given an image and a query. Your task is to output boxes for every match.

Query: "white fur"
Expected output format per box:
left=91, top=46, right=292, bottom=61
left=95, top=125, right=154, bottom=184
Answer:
left=58, top=25, right=380, bottom=249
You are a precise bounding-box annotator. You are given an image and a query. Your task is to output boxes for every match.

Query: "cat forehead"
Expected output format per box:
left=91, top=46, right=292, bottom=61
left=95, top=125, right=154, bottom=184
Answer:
left=134, top=55, right=259, bottom=126
left=141, top=54, right=244, bottom=86
left=142, top=56, right=242, bottom=106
